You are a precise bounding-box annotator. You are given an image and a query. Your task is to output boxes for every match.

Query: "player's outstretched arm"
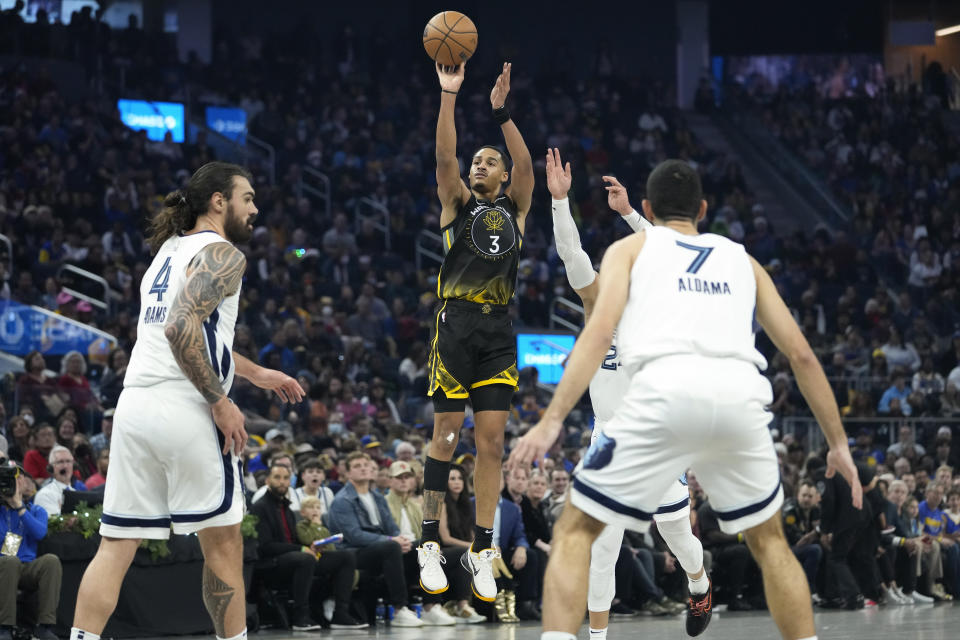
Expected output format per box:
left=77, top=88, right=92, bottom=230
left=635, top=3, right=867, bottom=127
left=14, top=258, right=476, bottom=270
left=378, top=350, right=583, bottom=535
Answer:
left=492, top=63, right=534, bottom=219
left=751, top=257, right=862, bottom=508
left=547, top=147, right=599, bottom=314
left=509, top=235, right=642, bottom=468
left=435, top=62, right=469, bottom=227
left=233, top=351, right=304, bottom=403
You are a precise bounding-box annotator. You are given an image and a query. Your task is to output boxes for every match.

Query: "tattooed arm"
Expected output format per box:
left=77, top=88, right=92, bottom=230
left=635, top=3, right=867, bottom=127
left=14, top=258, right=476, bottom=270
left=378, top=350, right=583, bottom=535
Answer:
left=165, top=242, right=248, bottom=454
left=164, top=242, right=245, bottom=404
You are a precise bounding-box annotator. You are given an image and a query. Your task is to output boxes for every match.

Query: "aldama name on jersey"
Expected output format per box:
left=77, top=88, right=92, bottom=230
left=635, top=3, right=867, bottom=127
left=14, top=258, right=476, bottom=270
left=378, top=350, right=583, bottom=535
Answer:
left=678, top=277, right=732, bottom=295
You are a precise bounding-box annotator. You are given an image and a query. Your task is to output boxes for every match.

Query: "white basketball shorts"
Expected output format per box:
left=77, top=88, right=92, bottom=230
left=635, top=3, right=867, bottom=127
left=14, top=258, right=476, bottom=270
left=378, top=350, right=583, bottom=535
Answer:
left=573, top=354, right=781, bottom=535
left=100, top=384, right=245, bottom=539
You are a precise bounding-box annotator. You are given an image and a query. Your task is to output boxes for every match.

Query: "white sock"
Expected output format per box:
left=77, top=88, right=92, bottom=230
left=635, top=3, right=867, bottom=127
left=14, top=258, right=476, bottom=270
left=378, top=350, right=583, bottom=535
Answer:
left=542, top=632, right=578, bottom=640
left=217, top=630, right=247, bottom=640
left=70, top=629, right=100, bottom=640
left=688, top=573, right=710, bottom=596
left=589, top=627, right=608, bottom=640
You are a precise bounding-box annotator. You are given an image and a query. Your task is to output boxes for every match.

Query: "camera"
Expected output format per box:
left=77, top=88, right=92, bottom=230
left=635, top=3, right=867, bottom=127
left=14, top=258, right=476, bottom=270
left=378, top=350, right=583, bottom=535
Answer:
left=0, top=464, right=18, bottom=498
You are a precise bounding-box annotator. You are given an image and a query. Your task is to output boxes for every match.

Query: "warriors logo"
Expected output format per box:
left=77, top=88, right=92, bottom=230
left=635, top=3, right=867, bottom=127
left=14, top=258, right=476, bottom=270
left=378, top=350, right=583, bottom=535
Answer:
left=470, top=205, right=516, bottom=257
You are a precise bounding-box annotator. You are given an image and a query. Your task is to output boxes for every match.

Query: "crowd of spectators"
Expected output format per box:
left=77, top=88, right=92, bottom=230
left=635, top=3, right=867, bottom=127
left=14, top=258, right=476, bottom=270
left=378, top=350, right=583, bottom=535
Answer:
left=1, top=10, right=960, bottom=635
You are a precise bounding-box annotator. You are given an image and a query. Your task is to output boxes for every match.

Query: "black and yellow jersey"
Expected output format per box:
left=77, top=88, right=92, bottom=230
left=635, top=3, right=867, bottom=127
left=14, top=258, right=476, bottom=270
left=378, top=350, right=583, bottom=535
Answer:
left=437, top=194, right=522, bottom=305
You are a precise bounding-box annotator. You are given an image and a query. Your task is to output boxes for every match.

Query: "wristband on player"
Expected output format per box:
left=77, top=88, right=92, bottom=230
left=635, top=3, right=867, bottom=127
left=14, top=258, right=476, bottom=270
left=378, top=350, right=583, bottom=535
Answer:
left=493, top=104, right=511, bottom=125
left=622, top=209, right=651, bottom=233
left=442, top=89, right=458, bottom=95
left=737, top=533, right=744, bottom=543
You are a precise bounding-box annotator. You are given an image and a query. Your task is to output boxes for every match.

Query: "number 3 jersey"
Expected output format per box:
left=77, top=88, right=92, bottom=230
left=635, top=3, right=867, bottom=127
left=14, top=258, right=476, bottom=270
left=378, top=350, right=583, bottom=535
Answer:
left=617, top=226, right=767, bottom=376
left=124, top=231, right=240, bottom=397
left=437, top=194, right=522, bottom=305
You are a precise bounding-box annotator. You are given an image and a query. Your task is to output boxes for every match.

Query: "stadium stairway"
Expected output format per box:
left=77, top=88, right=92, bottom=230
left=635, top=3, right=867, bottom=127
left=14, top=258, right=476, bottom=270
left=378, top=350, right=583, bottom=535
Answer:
left=685, top=112, right=845, bottom=234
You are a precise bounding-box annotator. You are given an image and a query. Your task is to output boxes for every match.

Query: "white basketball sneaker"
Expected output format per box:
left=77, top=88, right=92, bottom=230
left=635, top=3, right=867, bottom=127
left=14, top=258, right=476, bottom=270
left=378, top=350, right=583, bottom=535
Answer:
left=461, top=546, right=500, bottom=602
left=417, top=541, right=449, bottom=594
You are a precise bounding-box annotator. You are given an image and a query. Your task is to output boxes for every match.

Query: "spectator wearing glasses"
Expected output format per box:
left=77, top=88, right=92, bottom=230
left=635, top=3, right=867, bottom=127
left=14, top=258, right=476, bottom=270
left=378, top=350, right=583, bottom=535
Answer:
left=33, top=445, right=86, bottom=516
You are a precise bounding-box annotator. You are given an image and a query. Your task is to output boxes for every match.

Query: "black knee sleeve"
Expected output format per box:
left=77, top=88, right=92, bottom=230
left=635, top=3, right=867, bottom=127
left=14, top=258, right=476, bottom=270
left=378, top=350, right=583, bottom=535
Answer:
left=423, top=456, right=452, bottom=493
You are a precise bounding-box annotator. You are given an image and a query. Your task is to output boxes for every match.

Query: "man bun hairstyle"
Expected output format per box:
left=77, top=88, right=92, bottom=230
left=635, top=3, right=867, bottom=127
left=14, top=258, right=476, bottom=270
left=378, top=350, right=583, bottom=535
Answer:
left=147, top=161, right=253, bottom=253
left=645, top=159, right=702, bottom=221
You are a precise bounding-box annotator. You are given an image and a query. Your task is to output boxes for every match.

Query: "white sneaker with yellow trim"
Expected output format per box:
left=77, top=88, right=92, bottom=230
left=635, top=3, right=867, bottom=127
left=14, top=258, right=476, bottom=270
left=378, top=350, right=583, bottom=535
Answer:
left=417, top=541, right=449, bottom=594
left=461, top=546, right=500, bottom=601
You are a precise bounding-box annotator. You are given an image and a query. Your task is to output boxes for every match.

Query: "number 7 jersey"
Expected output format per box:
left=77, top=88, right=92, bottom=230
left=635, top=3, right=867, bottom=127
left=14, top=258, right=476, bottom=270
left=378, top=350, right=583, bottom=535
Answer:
left=617, top=226, right=767, bottom=375
left=124, top=231, right=241, bottom=397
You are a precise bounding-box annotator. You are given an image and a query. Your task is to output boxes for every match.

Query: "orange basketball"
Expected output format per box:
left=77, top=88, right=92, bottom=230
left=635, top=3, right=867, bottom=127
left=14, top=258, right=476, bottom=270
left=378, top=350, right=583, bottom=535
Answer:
left=422, top=11, right=478, bottom=67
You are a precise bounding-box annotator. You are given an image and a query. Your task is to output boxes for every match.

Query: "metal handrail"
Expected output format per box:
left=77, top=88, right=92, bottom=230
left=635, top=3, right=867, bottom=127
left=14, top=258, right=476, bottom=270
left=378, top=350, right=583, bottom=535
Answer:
left=549, top=296, right=584, bottom=333
left=247, top=133, right=277, bottom=185
left=415, top=230, right=443, bottom=271
left=0, top=233, right=12, bottom=277
left=354, top=197, right=391, bottom=251
left=299, top=166, right=331, bottom=220
left=56, top=264, right=114, bottom=313
left=780, top=416, right=960, bottom=453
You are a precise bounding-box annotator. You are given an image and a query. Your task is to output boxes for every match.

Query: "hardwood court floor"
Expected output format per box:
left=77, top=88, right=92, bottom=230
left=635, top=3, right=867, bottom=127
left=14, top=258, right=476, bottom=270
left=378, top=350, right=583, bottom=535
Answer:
left=135, top=601, right=957, bottom=640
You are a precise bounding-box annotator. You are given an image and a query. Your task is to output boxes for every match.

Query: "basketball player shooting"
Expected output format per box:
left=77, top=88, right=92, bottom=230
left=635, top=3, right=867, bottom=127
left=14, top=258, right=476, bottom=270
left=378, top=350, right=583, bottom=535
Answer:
left=71, top=162, right=304, bottom=640
left=417, top=61, right=535, bottom=603
left=511, top=160, right=861, bottom=640
left=546, top=148, right=711, bottom=637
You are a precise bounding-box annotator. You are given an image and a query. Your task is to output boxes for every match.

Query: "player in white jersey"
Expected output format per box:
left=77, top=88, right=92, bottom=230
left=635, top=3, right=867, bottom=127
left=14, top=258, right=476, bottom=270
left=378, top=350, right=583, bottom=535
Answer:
left=71, top=162, right=305, bottom=640
left=546, top=149, right=709, bottom=637
left=512, top=159, right=860, bottom=640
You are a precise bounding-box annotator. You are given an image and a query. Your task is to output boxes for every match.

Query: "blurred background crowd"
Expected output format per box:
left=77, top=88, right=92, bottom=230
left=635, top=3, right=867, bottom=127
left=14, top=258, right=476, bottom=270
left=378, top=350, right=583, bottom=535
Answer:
left=1, top=0, right=960, bottom=633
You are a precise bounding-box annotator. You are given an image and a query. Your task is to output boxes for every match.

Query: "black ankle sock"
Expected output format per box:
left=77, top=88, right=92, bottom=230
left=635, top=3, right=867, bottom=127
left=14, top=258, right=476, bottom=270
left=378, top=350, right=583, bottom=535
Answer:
left=421, top=519, right=440, bottom=544
left=473, top=525, right=494, bottom=550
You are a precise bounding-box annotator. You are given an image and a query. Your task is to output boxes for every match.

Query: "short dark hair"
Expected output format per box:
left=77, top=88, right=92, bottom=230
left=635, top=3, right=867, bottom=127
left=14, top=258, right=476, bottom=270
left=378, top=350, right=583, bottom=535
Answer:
left=268, top=462, right=291, bottom=477
left=345, top=451, right=371, bottom=471
left=299, top=459, right=324, bottom=473
left=474, top=145, right=512, bottom=169
left=645, top=160, right=702, bottom=221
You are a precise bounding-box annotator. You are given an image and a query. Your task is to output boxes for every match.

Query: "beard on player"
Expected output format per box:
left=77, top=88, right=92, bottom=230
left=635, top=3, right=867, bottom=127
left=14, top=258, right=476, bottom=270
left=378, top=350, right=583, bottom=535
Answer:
left=223, top=201, right=256, bottom=244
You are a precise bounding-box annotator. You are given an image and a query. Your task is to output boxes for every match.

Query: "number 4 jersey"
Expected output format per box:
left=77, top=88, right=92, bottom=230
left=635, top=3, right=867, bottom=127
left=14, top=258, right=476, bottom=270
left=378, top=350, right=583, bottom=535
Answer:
left=617, top=226, right=767, bottom=376
left=437, top=194, right=522, bottom=305
left=124, top=231, right=240, bottom=397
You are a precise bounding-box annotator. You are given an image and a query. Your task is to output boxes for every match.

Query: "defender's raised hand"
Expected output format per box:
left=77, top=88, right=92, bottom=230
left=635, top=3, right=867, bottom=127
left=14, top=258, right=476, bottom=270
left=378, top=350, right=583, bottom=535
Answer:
left=602, top=175, right=634, bottom=216
left=490, top=62, right=511, bottom=108
left=436, top=61, right=465, bottom=93
left=546, top=148, right=572, bottom=200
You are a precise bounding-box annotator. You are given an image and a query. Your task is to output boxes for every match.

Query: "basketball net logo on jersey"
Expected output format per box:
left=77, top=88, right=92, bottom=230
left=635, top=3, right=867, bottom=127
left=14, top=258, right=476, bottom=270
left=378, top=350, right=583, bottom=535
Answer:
left=468, top=198, right=516, bottom=259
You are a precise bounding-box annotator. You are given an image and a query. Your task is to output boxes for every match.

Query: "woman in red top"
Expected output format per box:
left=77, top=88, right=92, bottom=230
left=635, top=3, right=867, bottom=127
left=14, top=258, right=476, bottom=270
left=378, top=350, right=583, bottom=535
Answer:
left=23, top=423, right=57, bottom=481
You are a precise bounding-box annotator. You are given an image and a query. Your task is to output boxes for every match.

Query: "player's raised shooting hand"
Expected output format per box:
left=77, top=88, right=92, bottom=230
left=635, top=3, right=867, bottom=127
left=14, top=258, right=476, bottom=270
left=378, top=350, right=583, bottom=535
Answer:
left=602, top=175, right=633, bottom=216
left=826, top=446, right=862, bottom=509
left=490, top=62, right=511, bottom=109
left=436, top=61, right=465, bottom=93
left=251, top=368, right=305, bottom=404
left=211, top=397, right=247, bottom=456
left=546, top=148, right=572, bottom=200
left=509, top=416, right=562, bottom=471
